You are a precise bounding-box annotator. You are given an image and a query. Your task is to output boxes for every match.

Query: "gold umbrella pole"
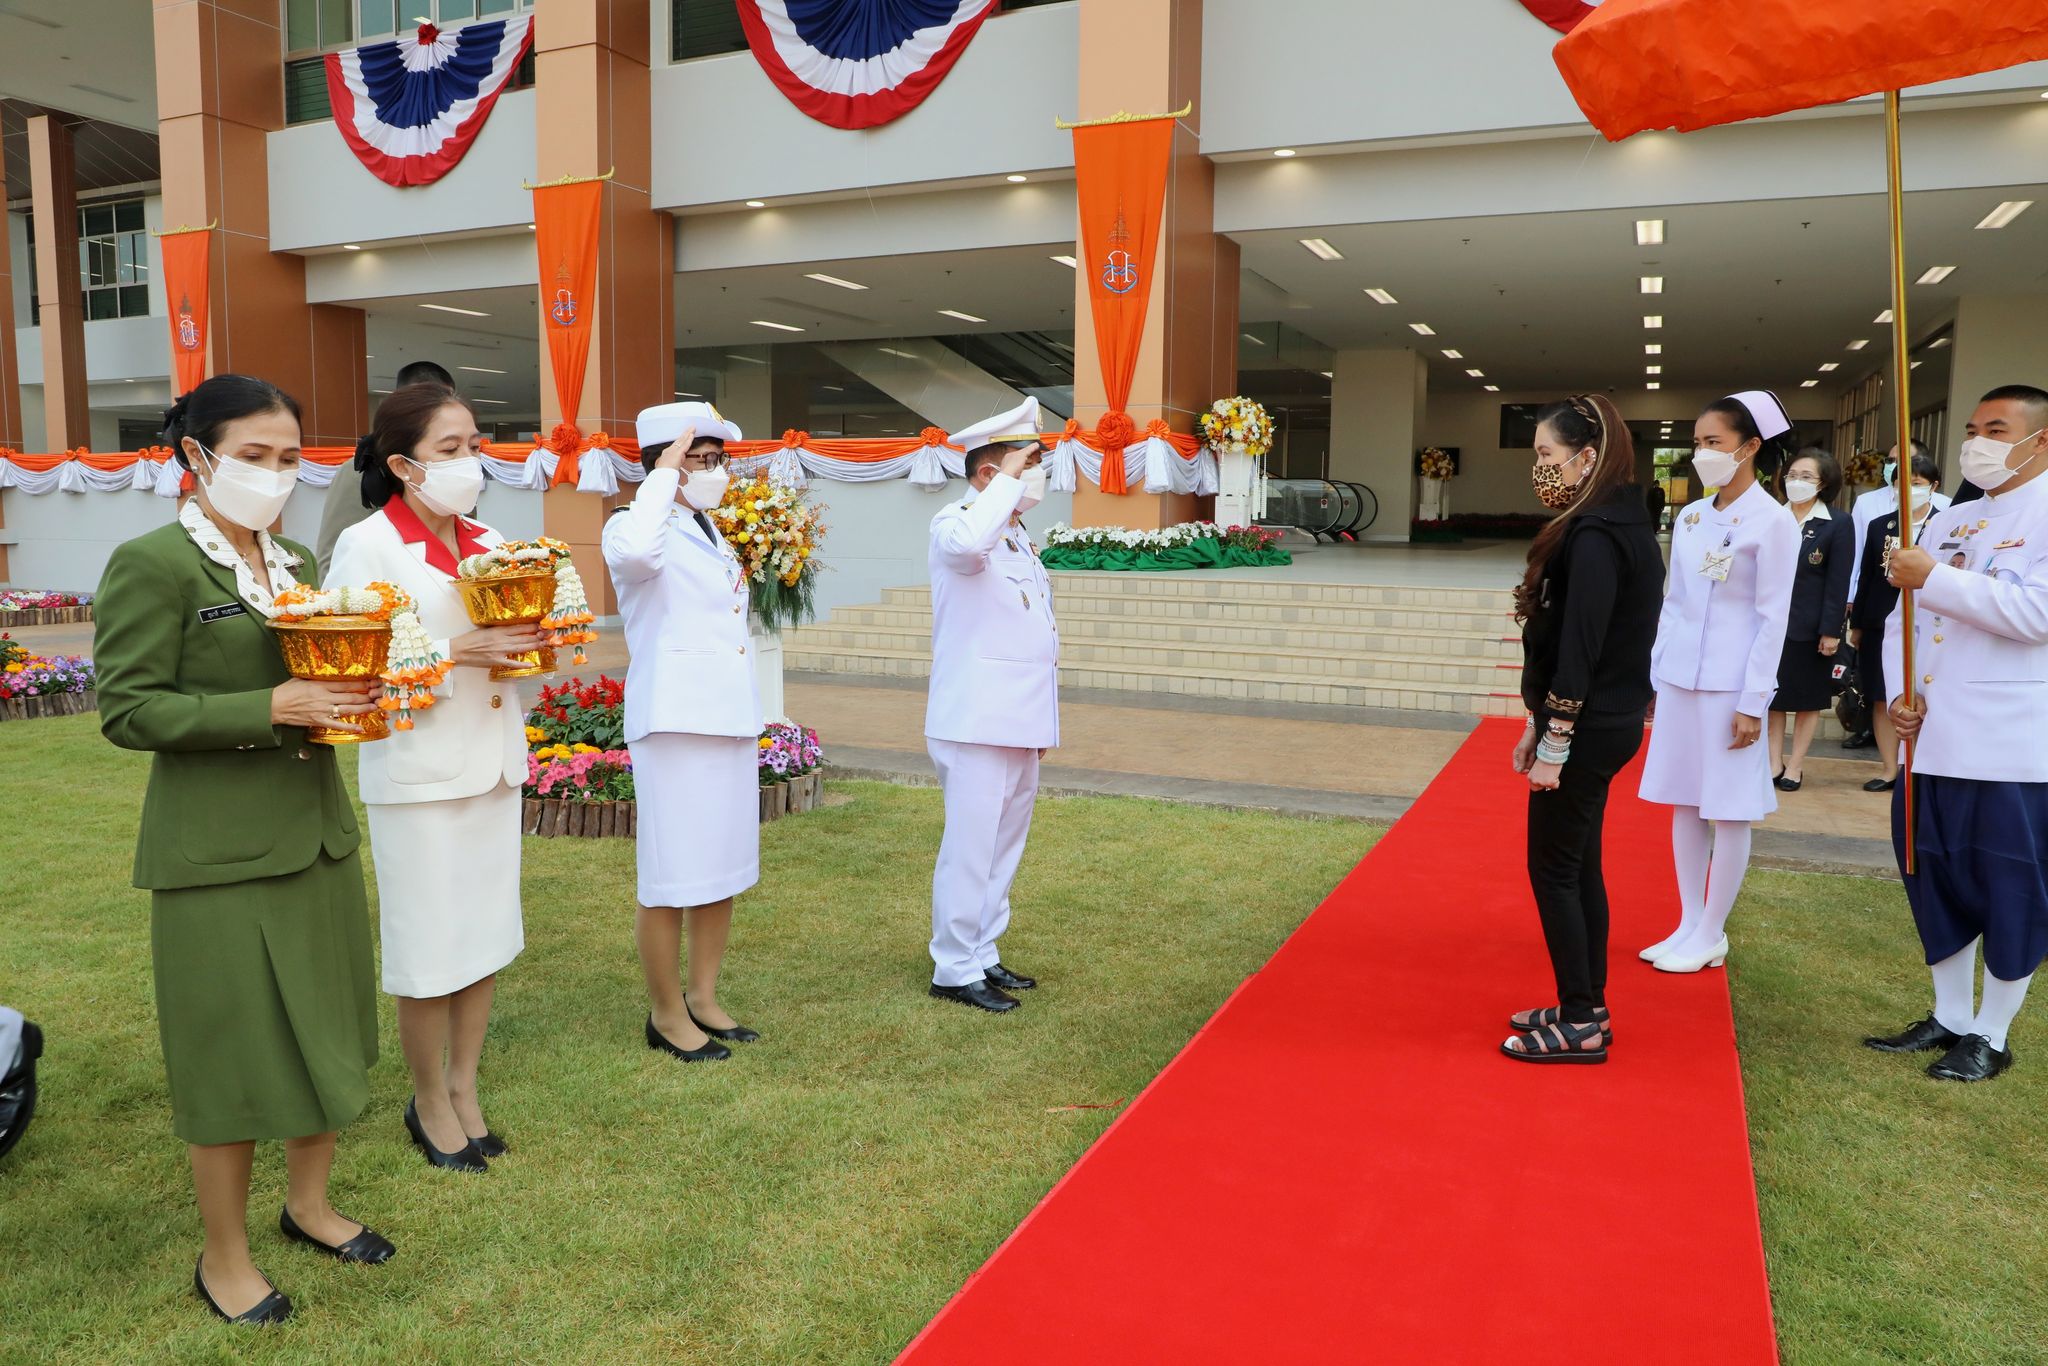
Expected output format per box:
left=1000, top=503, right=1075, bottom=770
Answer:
left=1885, top=89, right=1917, bottom=875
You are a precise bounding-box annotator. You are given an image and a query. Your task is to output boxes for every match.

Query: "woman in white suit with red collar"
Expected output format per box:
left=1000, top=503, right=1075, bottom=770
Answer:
left=327, top=384, right=544, bottom=1173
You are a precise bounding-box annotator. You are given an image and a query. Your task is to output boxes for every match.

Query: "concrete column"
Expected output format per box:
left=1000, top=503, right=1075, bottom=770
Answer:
left=1069, top=0, right=1238, bottom=532
left=27, top=116, right=90, bottom=451
left=0, top=210, right=22, bottom=450
left=152, top=0, right=367, bottom=443
left=534, top=0, right=674, bottom=614
left=1330, top=349, right=1429, bottom=542
left=1943, top=294, right=2048, bottom=484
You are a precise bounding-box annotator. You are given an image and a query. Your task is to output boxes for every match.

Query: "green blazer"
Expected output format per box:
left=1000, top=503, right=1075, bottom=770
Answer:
left=95, top=523, right=360, bottom=891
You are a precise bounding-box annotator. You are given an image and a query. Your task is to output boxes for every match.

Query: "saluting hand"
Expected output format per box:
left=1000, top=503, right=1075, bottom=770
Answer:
left=998, top=443, right=1034, bottom=481
left=655, top=426, right=696, bottom=473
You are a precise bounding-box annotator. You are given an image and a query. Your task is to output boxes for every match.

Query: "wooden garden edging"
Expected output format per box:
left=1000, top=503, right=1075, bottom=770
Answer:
left=0, top=605, right=93, bottom=627
left=0, top=689, right=97, bottom=722
left=522, top=771, right=824, bottom=839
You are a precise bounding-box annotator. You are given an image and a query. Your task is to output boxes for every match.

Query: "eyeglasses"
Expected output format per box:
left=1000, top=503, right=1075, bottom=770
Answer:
left=683, top=452, right=729, bottom=470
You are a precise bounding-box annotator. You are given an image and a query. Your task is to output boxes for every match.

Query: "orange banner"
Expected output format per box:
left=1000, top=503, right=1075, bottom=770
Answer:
left=160, top=229, right=211, bottom=397
left=1072, top=116, right=1176, bottom=495
left=532, top=180, right=603, bottom=465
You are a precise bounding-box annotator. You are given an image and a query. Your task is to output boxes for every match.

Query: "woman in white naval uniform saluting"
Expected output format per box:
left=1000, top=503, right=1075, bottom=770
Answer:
left=603, top=403, right=762, bottom=1063
left=1639, top=391, right=1801, bottom=974
left=327, top=384, right=544, bottom=1171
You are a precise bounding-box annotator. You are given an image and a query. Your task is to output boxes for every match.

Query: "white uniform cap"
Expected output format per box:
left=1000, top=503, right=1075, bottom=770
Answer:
left=1725, top=390, right=1792, bottom=441
left=947, top=396, right=1042, bottom=454
left=636, top=401, right=742, bottom=452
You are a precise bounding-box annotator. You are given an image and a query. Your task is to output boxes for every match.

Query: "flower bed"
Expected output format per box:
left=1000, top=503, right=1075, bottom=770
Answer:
left=0, top=590, right=93, bottom=626
left=1038, top=522, right=1291, bottom=572
left=759, top=721, right=824, bottom=821
left=0, top=634, right=97, bottom=721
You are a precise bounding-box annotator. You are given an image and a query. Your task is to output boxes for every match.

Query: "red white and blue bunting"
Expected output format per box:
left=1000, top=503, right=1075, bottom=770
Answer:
left=1514, top=0, right=1599, bottom=35
left=737, top=0, right=999, bottom=130
left=326, top=17, right=534, bottom=188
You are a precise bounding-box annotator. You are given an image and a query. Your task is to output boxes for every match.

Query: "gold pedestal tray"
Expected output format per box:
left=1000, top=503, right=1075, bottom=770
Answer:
left=456, top=568, right=559, bottom=681
left=269, top=615, right=393, bottom=746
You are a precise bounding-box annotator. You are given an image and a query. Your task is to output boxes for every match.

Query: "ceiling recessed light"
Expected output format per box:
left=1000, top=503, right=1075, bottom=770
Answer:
left=1929, top=335, right=1952, bottom=349
left=750, top=319, right=805, bottom=332
left=1646, top=382, right=1661, bottom=390
left=674, top=391, right=704, bottom=398
left=1273, top=148, right=1297, bottom=157
left=745, top=200, right=767, bottom=209
left=1465, top=368, right=1484, bottom=378
left=1978, top=200, right=2034, bottom=229
left=1646, top=365, right=1662, bottom=375
left=726, top=352, right=769, bottom=364
left=1916, top=265, right=1957, bottom=285
left=370, top=388, right=393, bottom=394
left=471, top=398, right=508, bottom=405
left=526, top=223, right=536, bottom=230
left=1819, top=362, right=1840, bottom=372
left=1643, top=315, right=1663, bottom=329
left=804, top=272, right=867, bottom=290
left=1299, top=237, right=1343, bottom=261
left=1801, top=379, right=1820, bottom=387
left=341, top=243, right=362, bottom=251
left=1911, top=360, right=1924, bottom=369
left=1363, top=288, right=1398, bottom=305
left=937, top=309, right=987, bottom=323
left=1635, top=219, right=1666, bottom=246
left=1409, top=323, right=1436, bottom=336
left=1442, top=349, right=1463, bottom=359
left=1640, top=276, right=1664, bottom=294
left=1050, top=254, right=1078, bottom=268
left=1846, top=339, right=1870, bottom=350
left=1005, top=174, right=1027, bottom=183
left=458, top=365, right=507, bottom=375
left=420, top=303, right=489, bottom=317
left=1875, top=308, right=1894, bottom=324
left=878, top=347, right=919, bottom=359
left=1319, top=370, right=1334, bottom=379
left=1483, top=385, right=1499, bottom=392
left=1645, top=344, right=1663, bottom=355
left=1241, top=332, right=1266, bottom=346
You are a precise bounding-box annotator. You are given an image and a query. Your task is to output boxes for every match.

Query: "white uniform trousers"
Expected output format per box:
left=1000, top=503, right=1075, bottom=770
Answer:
left=928, top=739, right=1040, bottom=987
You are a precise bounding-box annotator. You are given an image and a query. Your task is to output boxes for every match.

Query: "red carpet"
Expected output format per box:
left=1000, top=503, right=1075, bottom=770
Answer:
left=897, top=718, right=1777, bottom=1365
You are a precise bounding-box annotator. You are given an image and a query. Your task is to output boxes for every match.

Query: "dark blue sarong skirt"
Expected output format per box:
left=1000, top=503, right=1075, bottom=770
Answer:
left=1894, top=775, right=2048, bottom=981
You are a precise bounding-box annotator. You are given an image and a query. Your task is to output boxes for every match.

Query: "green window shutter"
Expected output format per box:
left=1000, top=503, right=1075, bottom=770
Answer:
left=286, top=57, right=333, bottom=125
left=672, top=0, right=749, bottom=61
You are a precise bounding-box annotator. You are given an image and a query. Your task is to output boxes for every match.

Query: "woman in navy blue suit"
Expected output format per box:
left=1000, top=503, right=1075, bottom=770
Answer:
left=1767, top=450, right=1853, bottom=791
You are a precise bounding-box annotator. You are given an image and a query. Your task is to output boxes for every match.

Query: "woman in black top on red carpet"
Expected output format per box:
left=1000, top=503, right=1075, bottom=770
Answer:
left=1847, top=449, right=1942, bottom=792
left=1504, top=394, right=1665, bottom=1064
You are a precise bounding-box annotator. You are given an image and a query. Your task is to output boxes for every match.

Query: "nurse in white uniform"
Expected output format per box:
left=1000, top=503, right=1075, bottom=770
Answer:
left=1639, top=391, right=1801, bottom=973
left=925, top=397, right=1057, bottom=1013
left=603, top=403, right=762, bottom=1062
left=327, top=384, right=542, bottom=1171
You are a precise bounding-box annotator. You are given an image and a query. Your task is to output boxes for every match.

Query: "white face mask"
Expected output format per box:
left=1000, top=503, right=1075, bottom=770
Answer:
left=1959, top=429, right=2046, bottom=492
left=1784, top=478, right=1819, bottom=505
left=680, top=467, right=731, bottom=511
left=1908, top=483, right=1934, bottom=510
left=1884, top=459, right=1899, bottom=487
left=1692, top=443, right=1750, bottom=491
left=1017, top=465, right=1048, bottom=512
left=405, top=454, right=484, bottom=517
left=193, top=441, right=297, bottom=531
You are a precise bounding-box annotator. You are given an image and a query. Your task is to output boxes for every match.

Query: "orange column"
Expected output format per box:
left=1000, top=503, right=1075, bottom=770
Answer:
left=533, top=0, right=675, bottom=615
left=1069, top=0, right=1238, bottom=532
left=28, top=115, right=91, bottom=452
left=152, top=0, right=366, bottom=443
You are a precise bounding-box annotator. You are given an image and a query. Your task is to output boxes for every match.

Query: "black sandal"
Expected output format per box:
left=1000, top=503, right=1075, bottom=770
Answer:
left=1507, top=1005, right=1612, bottom=1044
left=1501, top=1019, right=1608, bottom=1065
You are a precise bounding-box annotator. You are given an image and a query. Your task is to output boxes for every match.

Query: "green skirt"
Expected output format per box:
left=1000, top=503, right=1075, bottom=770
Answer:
left=151, top=851, right=378, bottom=1145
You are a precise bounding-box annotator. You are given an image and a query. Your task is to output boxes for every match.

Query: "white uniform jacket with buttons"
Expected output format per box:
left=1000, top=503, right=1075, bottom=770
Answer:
left=326, top=502, right=527, bottom=805
left=1883, top=473, right=2048, bottom=782
left=924, top=472, right=1060, bottom=749
left=602, top=466, right=761, bottom=744
left=1651, top=480, right=1801, bottom=717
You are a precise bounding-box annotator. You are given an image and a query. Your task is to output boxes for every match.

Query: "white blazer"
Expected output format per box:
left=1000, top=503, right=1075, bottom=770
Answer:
left=1652, top=480, right=1801, bottom=717
left=325, top=502, right=528, bottom=805
left=924, top=473, right=1060, bottom=749
left=601, top=467, right=761, bottom=743
left=1883, top=473, right=2048, bottom=782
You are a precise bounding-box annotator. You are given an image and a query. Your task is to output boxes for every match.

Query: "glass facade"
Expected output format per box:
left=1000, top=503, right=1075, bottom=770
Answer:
left=25, top=198, right=152, bottom=325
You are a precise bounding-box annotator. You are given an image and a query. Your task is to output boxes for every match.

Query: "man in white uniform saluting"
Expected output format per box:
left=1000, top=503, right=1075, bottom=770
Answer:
left=925, top=396, right=1057, bottom=1013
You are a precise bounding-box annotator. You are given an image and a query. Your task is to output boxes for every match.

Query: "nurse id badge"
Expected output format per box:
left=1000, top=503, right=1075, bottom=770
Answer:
left=1699, top=548, right=1733, bottom=582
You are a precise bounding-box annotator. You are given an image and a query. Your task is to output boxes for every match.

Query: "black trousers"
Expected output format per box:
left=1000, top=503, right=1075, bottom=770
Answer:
left=1526, top=722, right=1644, bottom=1022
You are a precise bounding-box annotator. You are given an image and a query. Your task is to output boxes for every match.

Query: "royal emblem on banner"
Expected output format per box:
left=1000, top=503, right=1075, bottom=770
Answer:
left=175, top=293, right=199, bottom=351
left=736, top=0, right=999, bottom=130
left=550, top=263, right=579, bottom=327
left=1101, top=204, right=1138, bottom=296
left=326, top=17, right=534, bottom=188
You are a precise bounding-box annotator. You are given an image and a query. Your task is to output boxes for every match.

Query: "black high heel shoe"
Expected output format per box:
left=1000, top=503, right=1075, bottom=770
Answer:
left=279, top=1206, right=395, bottom=1264
left=686, top=998, right=760, bottom=1044
left=646, top=1014, right=731, bottom=1062
left=404, top=1097, right=488, bottom=1173
left=473, top=1131, right=509, bottom=1158
left=194, top=1255, right=292, bottom=1325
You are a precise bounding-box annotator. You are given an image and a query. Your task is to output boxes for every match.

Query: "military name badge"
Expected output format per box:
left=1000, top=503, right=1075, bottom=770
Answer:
left=197, top=601, right=247, bottom=624
left=1995, top=538, right=2027, bottom=550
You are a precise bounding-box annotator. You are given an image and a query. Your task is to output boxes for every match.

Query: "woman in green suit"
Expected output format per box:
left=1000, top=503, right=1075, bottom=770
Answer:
left=96, top=375, right=392, bottom=1326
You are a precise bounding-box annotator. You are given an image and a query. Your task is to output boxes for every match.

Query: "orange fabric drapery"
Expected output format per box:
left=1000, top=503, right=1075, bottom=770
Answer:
left=160, top=229, right=212, bottom=397
left=1072, top=115, right=1177, bottom=495
left=531, top=179, right=604, bottom=476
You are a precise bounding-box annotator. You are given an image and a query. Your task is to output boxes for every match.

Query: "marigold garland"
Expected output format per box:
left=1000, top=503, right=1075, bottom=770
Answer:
left=267, top=580, right=452, bottom=727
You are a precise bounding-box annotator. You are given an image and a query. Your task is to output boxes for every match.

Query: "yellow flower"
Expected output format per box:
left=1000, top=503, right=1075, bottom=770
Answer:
left=524, top=725, right=547, bottom=744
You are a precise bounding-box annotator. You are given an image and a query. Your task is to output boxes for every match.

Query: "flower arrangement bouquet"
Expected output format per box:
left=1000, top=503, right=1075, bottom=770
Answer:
left=1419, top=447, right=1457, bottom=481
left=1200, top=397, right=1274, bottom=458
left=710, top=475, right=827, bottom=632
left=456, top=537, right=599, bottom=670
left=269, top=581, right=451, bottom=734
left=757, top=721, right=823, bottom=787
left=1844, top=450, right=1882, bottom=488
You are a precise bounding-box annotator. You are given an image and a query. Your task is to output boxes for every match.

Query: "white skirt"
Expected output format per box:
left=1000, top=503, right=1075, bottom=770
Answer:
left=367, top=783, right=525, bottom=998
left=1639, top=685, right=1778, bottom=822
left=628, top=732, right=760, bottom=908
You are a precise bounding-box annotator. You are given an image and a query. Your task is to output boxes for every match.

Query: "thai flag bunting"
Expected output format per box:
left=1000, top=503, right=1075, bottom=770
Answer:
left=326, top=17, right=534, bottom=188
left=737, top=0, right=1000, bottom=130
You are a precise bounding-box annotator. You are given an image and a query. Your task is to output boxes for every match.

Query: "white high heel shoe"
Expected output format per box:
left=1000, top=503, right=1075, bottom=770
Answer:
left=1639, top=931, right=1687, bottom=962
left=1653, top=935, right=1730, bottom=974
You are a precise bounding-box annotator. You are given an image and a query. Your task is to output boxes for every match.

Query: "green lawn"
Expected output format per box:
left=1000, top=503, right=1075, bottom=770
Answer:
left=3, top=716, right=2043, bottom=1363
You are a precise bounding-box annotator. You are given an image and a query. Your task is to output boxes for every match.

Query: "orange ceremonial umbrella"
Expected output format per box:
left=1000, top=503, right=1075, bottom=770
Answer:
left=1553, top=0, right=2048, bottom=870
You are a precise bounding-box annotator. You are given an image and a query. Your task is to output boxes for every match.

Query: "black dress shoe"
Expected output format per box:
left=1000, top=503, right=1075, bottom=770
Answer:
left=0, top=1019, right=42, bottom=1162
left=1928, top=1034, right=2015, bottom=1082
left=1863, top=1015, right=1964, bottom=1054
left=1863, top=776, right=1897, bottom=793
left=645, top=1015, right=731, bottom=1062
left=929, top=979, right=1019, bottom=1013
left=473, top=1131, right=509, bottom=1159
left=279, top=1207, right=396, bottom=1265
left=687, top=1002, right=761, bottom=1043
left=404, top=1097, right=489, bottom=1173
left=194, top=1256, right=292, bottom=1325
left=983, top=962, right=1037, bottom=991
left=1841, top=731, right=1877, bottom=750
left=1774, top=774, right=1803, bottom=792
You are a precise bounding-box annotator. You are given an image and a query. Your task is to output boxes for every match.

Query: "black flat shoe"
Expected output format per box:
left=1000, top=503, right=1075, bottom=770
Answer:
left=279, top=1207, right=395, bottom=1265
left=194, top=1256, right=292, bottom=1326
left=929, top=979, right=1019, bottom=1013
left=1863, top=1015, right=1963, bottom=1054
left=1841, top=731, right=1876, bottom=750
left=473, top=1131, right=509, bottom=1159
left=0, top=1019, right=41, bottom=1161
left=1928, top=1034, right=2014, bottom=1083
left=404, top=1097, right=489, bottom=1173
left=1863, top=776, right=1897, bottom=793
left=984, top=963, right=1037, bottom=992
left=1774, top=774, right=1803, bottom=792
left=687, top=1002, right=760, bottom=1044
left=645, top=1015, right=731, bottom=1062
